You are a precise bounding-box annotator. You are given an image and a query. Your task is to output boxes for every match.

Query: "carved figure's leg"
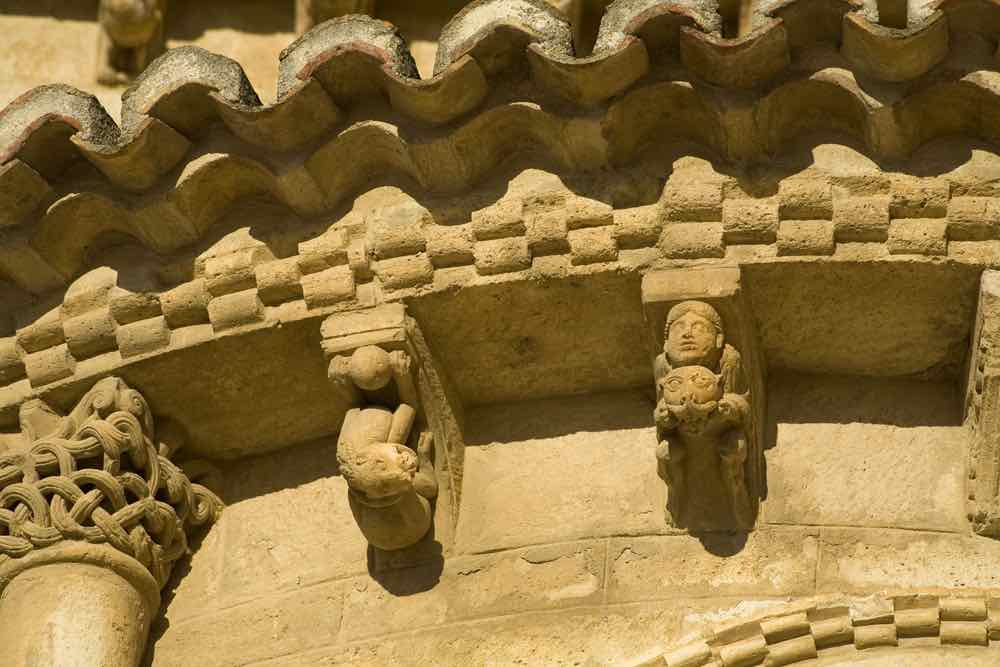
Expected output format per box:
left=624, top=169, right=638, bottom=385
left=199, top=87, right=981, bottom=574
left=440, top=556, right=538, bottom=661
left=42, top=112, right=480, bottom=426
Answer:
left=718, top=429, right=753, bottom=528
left=412, top=431, right=438, bottom=499
left=657, top=437, right=686, bottom=525
left=388, top=403, right=416, bottom=445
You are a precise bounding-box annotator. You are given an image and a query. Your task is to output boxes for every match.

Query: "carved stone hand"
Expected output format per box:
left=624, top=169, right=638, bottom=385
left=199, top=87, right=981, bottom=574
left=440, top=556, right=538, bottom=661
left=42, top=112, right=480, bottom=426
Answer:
left=654, top=399, right=678, bottom=431
left=717, top=433, right=747, bottom=465
left=717, top=394, right=746, bottom=426
left=389, top=350, right=412, bottom=377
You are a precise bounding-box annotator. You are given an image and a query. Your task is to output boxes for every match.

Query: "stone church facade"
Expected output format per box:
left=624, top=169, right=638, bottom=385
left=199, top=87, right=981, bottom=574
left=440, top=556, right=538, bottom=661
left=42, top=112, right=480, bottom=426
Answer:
left=2, top=1, right=1000, bottom=665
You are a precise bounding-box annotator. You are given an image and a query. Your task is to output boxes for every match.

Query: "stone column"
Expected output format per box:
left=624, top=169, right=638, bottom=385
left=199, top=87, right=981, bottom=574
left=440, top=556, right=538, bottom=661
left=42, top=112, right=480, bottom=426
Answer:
left=0, top=545, right=159, bottom=667
left=0, top=377, right=222, bottom=667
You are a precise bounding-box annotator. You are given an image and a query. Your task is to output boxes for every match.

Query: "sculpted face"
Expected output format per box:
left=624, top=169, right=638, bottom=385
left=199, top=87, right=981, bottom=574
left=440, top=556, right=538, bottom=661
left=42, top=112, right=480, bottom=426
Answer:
left=666, top=310, right=724, bottom=368
left=662, top=366, right=723, bottom=407
left=344, top=442, right=418, bottom=499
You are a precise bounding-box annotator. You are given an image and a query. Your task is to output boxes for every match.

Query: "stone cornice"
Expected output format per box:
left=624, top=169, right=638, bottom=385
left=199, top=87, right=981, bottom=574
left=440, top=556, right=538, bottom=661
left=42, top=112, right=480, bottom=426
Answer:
left=0, top=177, right=995, bottom=408
left=0, top=4, right=999, bottom=302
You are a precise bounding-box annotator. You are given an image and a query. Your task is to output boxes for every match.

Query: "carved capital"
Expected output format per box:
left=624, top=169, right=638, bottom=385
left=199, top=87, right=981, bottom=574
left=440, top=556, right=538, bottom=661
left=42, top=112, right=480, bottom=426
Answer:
left=0, top=376, right=222, bottom=588
left=642, top=267, right=765, bottom=532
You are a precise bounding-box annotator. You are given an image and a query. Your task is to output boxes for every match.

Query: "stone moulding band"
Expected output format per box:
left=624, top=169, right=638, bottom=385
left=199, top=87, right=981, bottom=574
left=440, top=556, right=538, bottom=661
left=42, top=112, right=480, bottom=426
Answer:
left=0, top=377, right=222, bottom=591
left=641, top=593, right=1000, bottom=667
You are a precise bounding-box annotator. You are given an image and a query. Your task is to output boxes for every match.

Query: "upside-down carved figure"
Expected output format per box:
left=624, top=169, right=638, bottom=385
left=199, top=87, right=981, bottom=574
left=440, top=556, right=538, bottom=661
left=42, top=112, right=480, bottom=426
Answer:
left=654, top=301, right=753, bottom=531
left=331, top=345, right=437, bottom=551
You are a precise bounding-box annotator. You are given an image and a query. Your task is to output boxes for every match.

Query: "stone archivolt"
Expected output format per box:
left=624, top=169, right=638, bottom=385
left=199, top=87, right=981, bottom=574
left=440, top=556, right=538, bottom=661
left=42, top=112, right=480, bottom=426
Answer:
left=645, top=594, right=1000, bottom=667
left=0, top=376, right=221, bottom=588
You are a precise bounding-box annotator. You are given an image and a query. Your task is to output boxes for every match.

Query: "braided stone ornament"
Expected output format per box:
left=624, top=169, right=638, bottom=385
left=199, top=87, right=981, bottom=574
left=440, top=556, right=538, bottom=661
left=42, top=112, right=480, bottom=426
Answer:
left=0, top=377, right=222, bottom=588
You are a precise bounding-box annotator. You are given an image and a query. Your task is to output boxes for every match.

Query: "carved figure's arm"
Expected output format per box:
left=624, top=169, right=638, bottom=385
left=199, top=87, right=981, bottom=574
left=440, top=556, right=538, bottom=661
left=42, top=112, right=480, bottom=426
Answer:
left=412, top=431, right=438, bottom=499
left=654, top=397, right=679, bottom=433
left=388, top=404, right=416, bottom=445
left=718, top=392, right=750, bottom=426
left=328, top=355, right=363, bottom=404
left=389, top=351, right=420, bottom=410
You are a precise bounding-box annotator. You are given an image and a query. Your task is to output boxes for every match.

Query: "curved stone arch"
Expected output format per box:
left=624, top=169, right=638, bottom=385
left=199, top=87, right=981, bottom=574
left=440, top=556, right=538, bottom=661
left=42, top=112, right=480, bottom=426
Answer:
left=640, top=594, right=1000, bottom=667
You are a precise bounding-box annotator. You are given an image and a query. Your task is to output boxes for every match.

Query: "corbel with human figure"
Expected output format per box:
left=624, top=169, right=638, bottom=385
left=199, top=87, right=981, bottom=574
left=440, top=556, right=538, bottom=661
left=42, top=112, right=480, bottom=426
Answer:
left=320, top=304, right=464, bottom=556
left=328, top=344, right=438, bottom=552
left=643, top=268, right=766, bottom=534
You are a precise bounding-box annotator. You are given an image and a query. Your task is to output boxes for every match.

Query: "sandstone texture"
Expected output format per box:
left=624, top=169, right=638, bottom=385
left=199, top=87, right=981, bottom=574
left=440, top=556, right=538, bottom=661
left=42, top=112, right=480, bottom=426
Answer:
left=4, top=0, right=1000, bottom=665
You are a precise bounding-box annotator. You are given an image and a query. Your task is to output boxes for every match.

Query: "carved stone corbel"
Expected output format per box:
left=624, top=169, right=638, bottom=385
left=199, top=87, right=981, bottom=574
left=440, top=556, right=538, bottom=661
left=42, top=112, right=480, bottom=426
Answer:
left=0, top=376, right=222, bottom=667
left=321, top=303, right=463, bottom=552
left=965, top=269, right=1000, bottom=537
left=97, top=0, right=167, bottom=85
left=295, top=0, right=377, bottom=33
left=642, top=267, right=766, bottom=532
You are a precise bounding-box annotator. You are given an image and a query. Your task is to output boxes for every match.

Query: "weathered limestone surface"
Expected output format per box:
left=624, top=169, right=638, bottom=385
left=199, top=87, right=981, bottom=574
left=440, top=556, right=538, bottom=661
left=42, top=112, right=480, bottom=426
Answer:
left=763, top=374, right=967, bottom=532
left=0, top=560, right=154, bottom=667
left=456, top=391, right=666, bottom=553
left=8, top=1, right=1000, bottom=665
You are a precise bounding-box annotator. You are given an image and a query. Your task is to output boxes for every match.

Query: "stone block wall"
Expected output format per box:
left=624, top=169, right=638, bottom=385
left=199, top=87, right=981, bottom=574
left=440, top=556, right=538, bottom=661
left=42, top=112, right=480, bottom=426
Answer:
left=146, top=374, right=990, bottom=665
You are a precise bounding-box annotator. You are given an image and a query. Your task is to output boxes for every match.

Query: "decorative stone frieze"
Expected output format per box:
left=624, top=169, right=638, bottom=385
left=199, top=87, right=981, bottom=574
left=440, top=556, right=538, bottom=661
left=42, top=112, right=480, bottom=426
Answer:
left=322, top=304, right=463, bottom=552
left=643, top=267, right=765, bottom=532
left=0, top=375, right=222, bottom=666
left=97, top=0, right=167, bottom=85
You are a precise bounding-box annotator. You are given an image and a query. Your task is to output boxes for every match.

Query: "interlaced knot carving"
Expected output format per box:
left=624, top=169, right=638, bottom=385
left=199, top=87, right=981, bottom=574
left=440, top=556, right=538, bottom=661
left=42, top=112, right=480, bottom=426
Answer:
left=0, top=377, right=222, bottom=588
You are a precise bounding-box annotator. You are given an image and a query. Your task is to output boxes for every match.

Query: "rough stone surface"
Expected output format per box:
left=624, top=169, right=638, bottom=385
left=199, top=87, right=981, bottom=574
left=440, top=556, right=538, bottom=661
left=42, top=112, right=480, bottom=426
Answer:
left=5, top=3, right=1000, bottom=665
left=456, top=391, right=664, bottom=553
left=762, top=374, right=967, bottom=532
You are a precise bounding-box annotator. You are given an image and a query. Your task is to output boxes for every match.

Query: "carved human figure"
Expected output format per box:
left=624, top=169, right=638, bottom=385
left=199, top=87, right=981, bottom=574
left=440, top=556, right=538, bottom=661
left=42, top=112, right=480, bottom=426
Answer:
left=654, top=301, right=752, bottom=530
left=332, top=345, right=437, bottom=551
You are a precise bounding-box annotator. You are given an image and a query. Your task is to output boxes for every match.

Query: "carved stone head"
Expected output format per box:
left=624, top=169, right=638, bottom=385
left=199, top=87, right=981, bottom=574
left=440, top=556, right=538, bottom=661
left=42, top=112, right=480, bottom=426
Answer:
left=337, top=406, right=418, bottom=502
left=340, top=442, right=419, bottom=500
left=661, top=365, right=723, bottom=408
left=664, top=301, right=725, bottom=370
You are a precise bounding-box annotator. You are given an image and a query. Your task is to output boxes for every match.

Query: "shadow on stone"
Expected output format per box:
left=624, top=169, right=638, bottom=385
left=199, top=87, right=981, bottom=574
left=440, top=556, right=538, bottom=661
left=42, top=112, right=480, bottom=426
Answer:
left=694, top=530, right=750, bottom=557
left=367, top=528, right=445, bottom=596
left=141, top=525, right=214, bottom=667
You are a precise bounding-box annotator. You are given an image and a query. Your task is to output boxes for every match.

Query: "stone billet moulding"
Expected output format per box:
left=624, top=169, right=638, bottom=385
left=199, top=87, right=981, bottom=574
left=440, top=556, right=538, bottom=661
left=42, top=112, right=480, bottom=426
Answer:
left=643, top=266, right=766, bottom=532
left=0, top=376, right=222, bottom=667
left=321, top=303, right=464, bottom=556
